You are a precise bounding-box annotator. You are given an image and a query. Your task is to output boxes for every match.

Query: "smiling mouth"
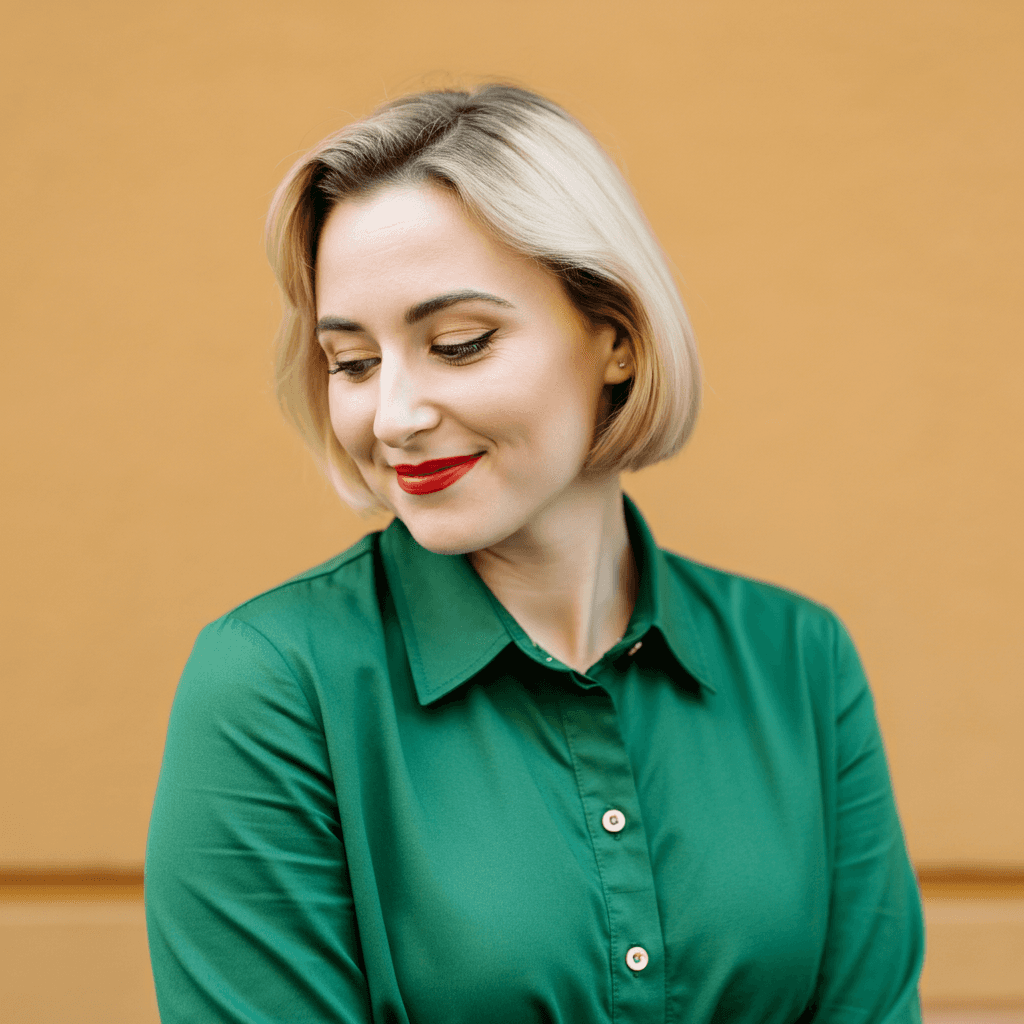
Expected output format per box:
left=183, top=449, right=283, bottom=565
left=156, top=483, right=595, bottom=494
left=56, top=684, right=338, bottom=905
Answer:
left=393, top=453, right=484, bottom=495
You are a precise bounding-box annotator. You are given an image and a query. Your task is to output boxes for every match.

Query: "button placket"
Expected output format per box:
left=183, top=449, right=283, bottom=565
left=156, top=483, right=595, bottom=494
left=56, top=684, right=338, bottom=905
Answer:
left=559, top=684, right=665, bottom=1020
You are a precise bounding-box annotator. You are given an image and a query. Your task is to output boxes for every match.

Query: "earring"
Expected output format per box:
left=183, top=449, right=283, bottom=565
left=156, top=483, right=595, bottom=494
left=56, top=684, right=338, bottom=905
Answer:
left=618, top=360, right=626, bottom=368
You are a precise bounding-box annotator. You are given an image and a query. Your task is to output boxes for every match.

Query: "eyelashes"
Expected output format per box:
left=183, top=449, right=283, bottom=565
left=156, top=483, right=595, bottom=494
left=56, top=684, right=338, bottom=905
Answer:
left=328, top=328, right=498, bottom=380
left=327, top=356, right=378, bottom=379
left=431, top=328, right=498, bottom=364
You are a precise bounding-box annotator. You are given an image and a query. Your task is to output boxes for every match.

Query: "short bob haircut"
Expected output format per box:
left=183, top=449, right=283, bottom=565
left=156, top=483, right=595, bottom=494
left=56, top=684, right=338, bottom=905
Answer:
left=266, top=83, right=701, bottom=514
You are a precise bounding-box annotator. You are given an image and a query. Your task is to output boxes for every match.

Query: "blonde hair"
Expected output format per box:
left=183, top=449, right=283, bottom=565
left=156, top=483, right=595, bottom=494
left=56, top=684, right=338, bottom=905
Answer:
left=266, top=83, right=701, bottom=513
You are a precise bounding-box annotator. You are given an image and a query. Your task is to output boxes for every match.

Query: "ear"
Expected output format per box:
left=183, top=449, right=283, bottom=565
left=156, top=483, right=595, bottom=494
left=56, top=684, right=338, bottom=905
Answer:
left=602, top=331, right=634, bottom=385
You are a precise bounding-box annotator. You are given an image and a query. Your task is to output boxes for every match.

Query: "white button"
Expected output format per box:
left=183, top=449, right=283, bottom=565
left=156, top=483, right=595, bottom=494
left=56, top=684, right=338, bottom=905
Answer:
left=626, top=946, right=649, bottom=971
left=627, top=641, right=643, bottom=656
left=601, top=809, right=626, bottom=833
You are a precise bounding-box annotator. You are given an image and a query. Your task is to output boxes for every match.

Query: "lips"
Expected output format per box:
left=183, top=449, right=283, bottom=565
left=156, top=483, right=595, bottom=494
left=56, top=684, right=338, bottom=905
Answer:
left=393, top=453, right=484, bottom=495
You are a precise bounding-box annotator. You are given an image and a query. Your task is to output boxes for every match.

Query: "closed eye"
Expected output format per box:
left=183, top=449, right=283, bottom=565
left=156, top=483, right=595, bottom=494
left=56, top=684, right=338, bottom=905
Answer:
left=432, top=328, right=498, bottom=364
left=327, top=328, right=498, bottom=380
left=328, top=356, right=380, bottom=380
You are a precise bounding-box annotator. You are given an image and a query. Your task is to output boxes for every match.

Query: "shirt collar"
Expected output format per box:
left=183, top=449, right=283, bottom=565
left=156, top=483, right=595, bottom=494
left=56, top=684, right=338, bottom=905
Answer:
left=379, top=494, right=715, bottom=706
left=622, top=495, right=716, bottom=693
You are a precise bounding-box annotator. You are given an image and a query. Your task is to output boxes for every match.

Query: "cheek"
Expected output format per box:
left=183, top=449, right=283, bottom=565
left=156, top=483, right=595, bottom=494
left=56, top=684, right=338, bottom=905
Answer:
left=465, top=365, right=548, bottom=441
left=476, top=365, right=598, bottom=464
left=327, top=385, right=375, bottom=458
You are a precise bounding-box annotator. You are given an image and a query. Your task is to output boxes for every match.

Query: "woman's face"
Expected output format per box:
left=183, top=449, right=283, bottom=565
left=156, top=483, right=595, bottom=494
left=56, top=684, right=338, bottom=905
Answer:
left=315, top=182, right=627, bottom=555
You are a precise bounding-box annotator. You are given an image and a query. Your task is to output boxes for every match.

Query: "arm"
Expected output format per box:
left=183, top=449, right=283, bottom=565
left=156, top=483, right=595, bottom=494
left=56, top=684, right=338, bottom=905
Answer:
left=145, top=615, right=372, bottom=1023
left=805, top=619, right=925, bottom=1022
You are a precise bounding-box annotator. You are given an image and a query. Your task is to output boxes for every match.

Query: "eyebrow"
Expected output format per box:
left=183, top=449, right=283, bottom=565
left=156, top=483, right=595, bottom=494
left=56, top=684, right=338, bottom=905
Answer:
left=316, top=290, right=513, bottom=335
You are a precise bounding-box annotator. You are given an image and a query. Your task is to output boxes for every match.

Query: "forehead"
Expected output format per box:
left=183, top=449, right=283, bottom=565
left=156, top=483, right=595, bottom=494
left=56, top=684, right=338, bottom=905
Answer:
left=321, top=184, right=462, bottom=251
left=314, top=183, right=550, bottom=317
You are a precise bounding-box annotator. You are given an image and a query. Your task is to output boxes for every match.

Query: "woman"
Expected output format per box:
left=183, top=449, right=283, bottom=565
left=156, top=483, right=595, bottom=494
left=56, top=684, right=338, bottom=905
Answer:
left=146, top=84, right=924, bottom=1023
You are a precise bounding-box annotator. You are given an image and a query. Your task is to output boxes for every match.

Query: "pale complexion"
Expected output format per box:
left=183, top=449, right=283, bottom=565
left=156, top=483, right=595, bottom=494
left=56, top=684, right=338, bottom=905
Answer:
left=315, top=182, right=636, bottom=672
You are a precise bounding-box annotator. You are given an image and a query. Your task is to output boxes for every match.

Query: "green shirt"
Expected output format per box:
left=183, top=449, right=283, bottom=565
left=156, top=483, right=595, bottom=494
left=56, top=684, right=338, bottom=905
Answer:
left=145, top=496, right=924, bottom=1023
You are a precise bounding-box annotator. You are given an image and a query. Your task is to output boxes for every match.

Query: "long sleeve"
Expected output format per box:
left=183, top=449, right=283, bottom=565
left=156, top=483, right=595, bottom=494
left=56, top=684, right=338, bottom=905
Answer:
left=145, top=512, right=929, bottom=1024
left=145, top=615, right=371, bottom=1023
left=805, top=620, right=925, bottom=1022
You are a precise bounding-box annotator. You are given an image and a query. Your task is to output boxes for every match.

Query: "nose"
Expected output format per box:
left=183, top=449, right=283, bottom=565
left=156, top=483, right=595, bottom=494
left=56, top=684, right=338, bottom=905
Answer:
left=372, top=353, right=441, bottom=449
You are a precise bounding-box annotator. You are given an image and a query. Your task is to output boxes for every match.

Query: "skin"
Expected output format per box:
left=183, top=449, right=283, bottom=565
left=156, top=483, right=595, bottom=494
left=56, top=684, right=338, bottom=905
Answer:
left=315, top=182, right=637, bottom=672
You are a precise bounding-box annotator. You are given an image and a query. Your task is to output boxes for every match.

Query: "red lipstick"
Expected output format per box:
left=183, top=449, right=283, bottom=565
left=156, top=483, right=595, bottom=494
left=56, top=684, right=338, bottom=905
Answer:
left=393, top=453, right=484, bottom=495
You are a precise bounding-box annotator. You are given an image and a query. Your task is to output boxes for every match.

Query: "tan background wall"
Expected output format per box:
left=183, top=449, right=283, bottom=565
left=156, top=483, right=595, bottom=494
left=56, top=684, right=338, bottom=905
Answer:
left=2, top=0, right=1021, bottom=1016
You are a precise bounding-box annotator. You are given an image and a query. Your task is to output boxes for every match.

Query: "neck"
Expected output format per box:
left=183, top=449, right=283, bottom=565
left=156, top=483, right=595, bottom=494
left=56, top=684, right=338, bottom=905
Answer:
left=468, top=475, right=636, bottom=674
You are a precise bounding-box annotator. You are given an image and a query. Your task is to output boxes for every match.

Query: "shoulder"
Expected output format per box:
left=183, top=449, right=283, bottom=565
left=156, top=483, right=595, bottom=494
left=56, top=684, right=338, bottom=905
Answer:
left=207, top=530, right=388, bottom=654
left=662, top=548, right=840, bottom=639
left=178, top=531, right=389, bottom=717
left=226, top=530, right=380, bottom=624
left=658, top=548, right=858, bottom=709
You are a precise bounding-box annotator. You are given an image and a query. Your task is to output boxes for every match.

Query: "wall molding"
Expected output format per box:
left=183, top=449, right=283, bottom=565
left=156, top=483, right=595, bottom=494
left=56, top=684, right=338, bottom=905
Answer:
left=2, top=865, right=1022, bottom=901
left=0, top=868, right=144, bottom=901
left=917, top=867, right=1024, bottom=900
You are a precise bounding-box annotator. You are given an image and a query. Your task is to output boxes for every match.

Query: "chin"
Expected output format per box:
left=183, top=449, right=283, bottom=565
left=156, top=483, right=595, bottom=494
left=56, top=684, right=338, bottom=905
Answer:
left=397, top=516, right=488, bottom=557
left=395, top=501, right=519, bottom=558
